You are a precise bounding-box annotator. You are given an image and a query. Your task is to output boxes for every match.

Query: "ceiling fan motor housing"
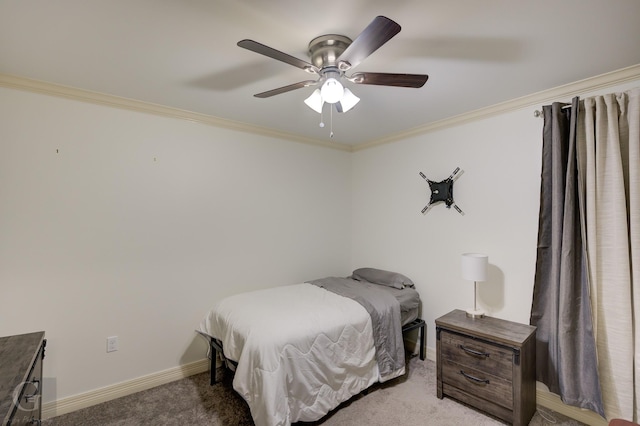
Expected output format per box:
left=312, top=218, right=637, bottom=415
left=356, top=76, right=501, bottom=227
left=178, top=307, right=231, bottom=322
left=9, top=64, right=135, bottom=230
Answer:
left=308, top=35, right=352, bottom=70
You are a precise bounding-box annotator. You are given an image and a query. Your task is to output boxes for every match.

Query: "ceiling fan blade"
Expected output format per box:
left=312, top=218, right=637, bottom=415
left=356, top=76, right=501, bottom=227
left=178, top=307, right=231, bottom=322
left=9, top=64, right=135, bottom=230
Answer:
left=254, top=80, right=318, bottom=98
left=238, top=40, right=319, bottom=74
left=349, top=72, right=429, bottom=88
left=337, top=16, right=401, bottom=71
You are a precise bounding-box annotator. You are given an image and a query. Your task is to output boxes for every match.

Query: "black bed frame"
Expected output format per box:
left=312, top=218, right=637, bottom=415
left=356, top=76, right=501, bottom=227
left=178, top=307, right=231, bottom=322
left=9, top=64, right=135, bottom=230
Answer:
left=207, top=317, right=426, bottom=385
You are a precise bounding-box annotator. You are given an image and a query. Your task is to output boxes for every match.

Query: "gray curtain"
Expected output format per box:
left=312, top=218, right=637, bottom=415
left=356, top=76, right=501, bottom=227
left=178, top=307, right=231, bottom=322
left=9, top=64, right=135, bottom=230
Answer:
left=529, top=97, right=604, bottom=416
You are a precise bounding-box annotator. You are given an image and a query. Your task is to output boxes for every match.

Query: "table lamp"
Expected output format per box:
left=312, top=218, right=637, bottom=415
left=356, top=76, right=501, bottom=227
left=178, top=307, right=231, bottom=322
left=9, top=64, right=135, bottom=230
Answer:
left=461, top=253, right=488, bottom=318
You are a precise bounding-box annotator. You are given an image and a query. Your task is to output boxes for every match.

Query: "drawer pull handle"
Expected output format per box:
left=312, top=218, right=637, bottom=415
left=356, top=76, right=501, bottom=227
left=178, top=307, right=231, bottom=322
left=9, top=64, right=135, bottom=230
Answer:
left=24, top=379, right=40, bottom=402
left=460, top=370, right=490, bottom=385
left=459, top=345, right=490, bottom=358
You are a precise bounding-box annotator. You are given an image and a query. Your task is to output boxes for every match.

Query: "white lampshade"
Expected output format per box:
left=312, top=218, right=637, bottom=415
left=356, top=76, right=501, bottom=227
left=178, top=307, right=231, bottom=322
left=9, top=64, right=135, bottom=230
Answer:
left=304, top=89, right=324, bottom=113
left=461, top=253, right=488, bottom=318
left=461, top=253, right=488, bottom=282
left=337, top=88, right=360, bottom=112
left=320, top=78, right=344, bottom=104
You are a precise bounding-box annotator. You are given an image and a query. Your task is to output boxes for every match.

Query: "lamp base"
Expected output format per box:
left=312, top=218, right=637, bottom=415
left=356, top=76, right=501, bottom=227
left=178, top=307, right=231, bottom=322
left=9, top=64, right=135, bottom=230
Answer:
left=466, top=308, right=485, bottom=319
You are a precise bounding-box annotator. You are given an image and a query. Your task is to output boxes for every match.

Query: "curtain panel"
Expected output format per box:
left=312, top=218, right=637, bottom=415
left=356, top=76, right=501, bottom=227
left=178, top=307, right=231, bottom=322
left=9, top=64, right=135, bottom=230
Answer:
left=530, top=98, right=604, bottom=416
left=577, top=88, right=640, bottom=421
left=532, top=87, right=640, bottom=421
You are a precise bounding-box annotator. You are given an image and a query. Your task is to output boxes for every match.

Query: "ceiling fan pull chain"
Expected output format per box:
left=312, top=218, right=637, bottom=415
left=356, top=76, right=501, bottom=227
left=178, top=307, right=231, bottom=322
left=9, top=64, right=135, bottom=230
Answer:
left=330, top=106, right=334, bottom=138
left=319, top=105, right=325, bottom=128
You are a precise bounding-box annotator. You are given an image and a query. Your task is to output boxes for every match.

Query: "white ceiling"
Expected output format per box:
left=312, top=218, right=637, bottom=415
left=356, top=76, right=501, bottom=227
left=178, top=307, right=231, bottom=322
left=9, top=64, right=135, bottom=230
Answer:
left=1, top=0, right=640, bottom=147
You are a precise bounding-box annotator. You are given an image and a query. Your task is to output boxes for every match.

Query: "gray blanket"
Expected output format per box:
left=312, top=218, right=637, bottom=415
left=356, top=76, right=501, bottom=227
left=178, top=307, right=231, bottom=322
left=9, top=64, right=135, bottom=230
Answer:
left=307, top=277, right=405, bottom=382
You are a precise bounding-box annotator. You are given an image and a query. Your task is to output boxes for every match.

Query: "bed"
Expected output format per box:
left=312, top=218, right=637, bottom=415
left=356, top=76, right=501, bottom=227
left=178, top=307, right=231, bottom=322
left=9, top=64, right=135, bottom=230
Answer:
left=198, top=268, right=425, bottom=426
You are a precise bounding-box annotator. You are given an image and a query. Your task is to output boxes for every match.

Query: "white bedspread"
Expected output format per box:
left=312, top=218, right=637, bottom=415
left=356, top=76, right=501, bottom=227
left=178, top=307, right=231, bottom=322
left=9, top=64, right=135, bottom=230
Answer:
left=199, top=283, right=380, bottom=426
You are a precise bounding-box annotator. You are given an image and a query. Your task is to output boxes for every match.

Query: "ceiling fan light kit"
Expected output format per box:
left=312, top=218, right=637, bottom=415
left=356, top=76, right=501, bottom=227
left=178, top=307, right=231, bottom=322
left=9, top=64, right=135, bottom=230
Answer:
left=237, top=16, right=428, bottom=137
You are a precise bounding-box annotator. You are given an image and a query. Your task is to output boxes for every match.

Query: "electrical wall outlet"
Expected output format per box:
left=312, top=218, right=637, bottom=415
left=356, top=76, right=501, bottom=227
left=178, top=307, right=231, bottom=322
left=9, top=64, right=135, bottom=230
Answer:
left=106, top=336, right=119, bottom=353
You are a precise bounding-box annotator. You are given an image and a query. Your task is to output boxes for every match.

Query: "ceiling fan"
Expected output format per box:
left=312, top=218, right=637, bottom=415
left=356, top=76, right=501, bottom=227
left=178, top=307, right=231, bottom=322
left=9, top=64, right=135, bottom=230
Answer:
left=237, top=16, right=429, bottom=115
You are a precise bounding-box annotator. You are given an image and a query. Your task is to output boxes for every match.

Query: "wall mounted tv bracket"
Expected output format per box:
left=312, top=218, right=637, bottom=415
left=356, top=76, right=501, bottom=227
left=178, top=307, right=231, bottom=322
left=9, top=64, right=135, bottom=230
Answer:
left=419, top=167, right=464, bottom=215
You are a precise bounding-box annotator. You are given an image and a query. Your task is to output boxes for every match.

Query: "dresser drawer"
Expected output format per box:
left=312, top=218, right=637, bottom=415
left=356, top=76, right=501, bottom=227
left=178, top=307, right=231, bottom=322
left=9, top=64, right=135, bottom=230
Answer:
left=0, top=332, right=45, bottom=426
left=442, top=358, right=513, bottom=409
left=440, top=330, right=514, bottom=381
left=16, top=346, right=43, bottom=418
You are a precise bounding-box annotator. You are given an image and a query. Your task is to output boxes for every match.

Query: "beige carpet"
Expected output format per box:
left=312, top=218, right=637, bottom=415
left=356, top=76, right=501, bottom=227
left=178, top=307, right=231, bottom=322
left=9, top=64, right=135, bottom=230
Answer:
left=44, top=356, right=586, bottom=425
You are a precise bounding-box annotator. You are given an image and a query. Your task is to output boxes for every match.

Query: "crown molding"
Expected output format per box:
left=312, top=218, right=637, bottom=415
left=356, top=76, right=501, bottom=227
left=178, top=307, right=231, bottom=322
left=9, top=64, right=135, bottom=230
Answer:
left=3, top=65, right=639, bottom=154
left=353, top=63, right=640, bottom=151
left=0, top=73, right=353, bottom=152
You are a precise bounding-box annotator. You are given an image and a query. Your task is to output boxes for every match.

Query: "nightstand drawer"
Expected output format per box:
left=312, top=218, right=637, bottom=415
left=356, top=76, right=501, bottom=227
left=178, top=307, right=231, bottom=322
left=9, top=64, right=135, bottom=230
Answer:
left=442, top=358, right=513, bottom=409
left=440, top=330, right=513, bottom=381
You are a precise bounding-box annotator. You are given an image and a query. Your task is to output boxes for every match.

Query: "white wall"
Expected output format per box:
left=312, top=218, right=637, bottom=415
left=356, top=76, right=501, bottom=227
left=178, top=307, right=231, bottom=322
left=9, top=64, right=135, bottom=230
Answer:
left=0, top=87, right=352, bottom=403
left=351, top=107, right=542, bottom=349
left=1, top=71, right=638, bottom=411
left=350, top=77, right=640, bottom=356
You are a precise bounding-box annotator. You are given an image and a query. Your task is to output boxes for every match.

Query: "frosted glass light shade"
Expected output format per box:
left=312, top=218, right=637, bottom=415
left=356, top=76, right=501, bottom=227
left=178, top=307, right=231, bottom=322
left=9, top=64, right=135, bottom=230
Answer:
left=320, top=78, right=344, bottom=104
left=304, top=89, right=324, bottom=113
left=461, top=253, right=488, bottom=282
left=338, top=88, right=360, bottom=112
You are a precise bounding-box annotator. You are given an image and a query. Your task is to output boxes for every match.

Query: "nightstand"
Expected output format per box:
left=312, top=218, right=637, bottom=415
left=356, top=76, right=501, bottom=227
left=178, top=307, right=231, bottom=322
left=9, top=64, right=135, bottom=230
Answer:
left=436, top=310, right=536, bottom=426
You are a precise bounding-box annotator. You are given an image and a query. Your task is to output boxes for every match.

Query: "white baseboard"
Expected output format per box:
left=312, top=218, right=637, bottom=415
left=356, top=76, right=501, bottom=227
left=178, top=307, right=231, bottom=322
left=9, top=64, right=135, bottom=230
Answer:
left=44, top=350, right=608, bottom=426
left=42, top=358, right=210, bottom=420
left=535, top=386, right=607, bottom=426
left=43, top=339, right=429, bottom=421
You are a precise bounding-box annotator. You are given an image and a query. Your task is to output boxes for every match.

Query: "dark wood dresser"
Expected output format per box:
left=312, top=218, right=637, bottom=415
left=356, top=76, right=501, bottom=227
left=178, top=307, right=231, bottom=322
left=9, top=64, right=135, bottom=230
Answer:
left=436, top=310, right=536, bottom=426
left=0, top=332, right=46, bottom=425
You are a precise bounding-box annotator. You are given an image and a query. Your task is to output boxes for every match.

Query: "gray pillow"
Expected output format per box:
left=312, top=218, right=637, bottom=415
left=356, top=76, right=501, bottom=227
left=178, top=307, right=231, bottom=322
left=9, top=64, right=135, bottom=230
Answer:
left=351, top=268, right=415, bottom=289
